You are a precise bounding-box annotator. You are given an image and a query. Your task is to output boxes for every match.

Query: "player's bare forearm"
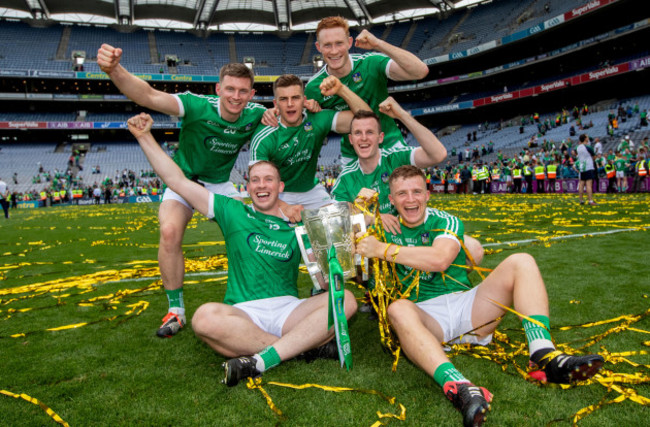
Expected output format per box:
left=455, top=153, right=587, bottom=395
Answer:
left=337, top=84, right=370, bottom=114
left=133, top=132, right=184, bottom=189
left=405, top=114, right=447, bottom=167
left=103, top=62, right=178, bottom=115
left=381, top=42, right=429, bottom=81
left=355, top=29, right=426, bottom=79
left=356, top=232, right=458, bottom=272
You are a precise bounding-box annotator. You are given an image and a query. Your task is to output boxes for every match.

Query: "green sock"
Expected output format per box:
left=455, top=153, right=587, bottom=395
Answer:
left=165, top=288, right=185, bottom=314
left=256, top=346, right=282, bottom=373
left=522, top=314, right=554, bottom=356
left=433, top=362, right=468, bottom=388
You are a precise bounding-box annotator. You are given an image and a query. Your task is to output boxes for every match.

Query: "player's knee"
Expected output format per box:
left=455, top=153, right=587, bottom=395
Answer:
left=343, top=290, right=358, bottom=318
left=506, top=252, right=537, bottom=271
left=191, top=303, right=223, bottom=337
left=386, top=299, right=413, bottom=326
left=159, top=221, right=184, bottom=247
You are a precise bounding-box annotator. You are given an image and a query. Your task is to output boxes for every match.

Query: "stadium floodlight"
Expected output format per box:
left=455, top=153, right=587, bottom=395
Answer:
left=72, top=51, right=86, bottom=71
left=313, top=55, right=323, bottom=71
left=243, top=56, right=255, bottom=70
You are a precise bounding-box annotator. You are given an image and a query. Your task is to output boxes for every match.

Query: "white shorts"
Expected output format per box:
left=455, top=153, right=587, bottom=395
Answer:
left=616, top=171, right=625, bottom=178
left=234, top=296, right=305, bottom=338
left=416, top=286, right=492, bottom=346
left=162, top=181, right=241, bottom=210
left=505, top=175, right=512, bottom=183
left=279, top=184, right=333, bottom=209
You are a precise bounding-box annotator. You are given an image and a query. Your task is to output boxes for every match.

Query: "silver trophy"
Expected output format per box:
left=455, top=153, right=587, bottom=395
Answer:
left=295, top=202, right=368, bottom=290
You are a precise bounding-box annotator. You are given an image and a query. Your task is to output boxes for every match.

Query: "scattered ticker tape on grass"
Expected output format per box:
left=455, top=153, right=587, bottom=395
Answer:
left=1, top=389, right=69, bottom=427
left=0, top=255, right=229, bottom=338
left=246, top=377, right=406, bottom=426
left=353, top=195, right=650, bottom=425
left=446, top=309, right=650, bottom=425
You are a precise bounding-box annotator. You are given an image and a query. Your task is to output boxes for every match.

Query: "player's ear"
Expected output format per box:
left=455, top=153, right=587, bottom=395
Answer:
left=348, top=36, right=353, bottom=48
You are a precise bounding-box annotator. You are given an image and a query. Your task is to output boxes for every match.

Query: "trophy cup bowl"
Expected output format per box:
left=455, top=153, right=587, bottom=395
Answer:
left=295, top=202, right=366, bottom=290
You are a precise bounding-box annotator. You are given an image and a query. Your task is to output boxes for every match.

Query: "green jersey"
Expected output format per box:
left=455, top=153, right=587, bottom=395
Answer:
left=173, top=92, right=266, bottom=183
left=614, top=158, right=627, bottom=172
left=332, top=147, right=415, bottom=214
left=305, top=53, right=405, bottom=160
left=209, top=194, right=300, bottom=305
left=250, top=110, right=337, bottom=192
left=386, top=208, right=470, bottom=302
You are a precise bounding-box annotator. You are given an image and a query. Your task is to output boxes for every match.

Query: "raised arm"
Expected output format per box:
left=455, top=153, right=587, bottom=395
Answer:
left=127, top=113, right=209, bottom=215
left=354, top=29, right=428, bottom=81
left=98, top=44, right=180, bottom=116
left=319, top=76, right=370, bottom=134
left=378, top=97, right=446, bottom=167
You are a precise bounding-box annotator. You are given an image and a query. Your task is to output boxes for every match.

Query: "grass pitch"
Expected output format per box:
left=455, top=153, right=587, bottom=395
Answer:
left=1, top=193, right=649, bottom=426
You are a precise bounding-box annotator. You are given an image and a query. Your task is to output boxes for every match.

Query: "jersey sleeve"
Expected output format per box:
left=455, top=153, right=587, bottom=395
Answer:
left=316, top=109, right=337, bottom=133
left=174, top=92, right=205, bottom=120
left=331, top=174, right=353, bottom=203
left=209, top=193, right=239, bottom=227
left=386, top=147, right=416, bottom=169
left=249, top=125, right=274, bottom=164
left=365, top=53, right=391, bottom=82
left=431, top=210, right=464, bottom=249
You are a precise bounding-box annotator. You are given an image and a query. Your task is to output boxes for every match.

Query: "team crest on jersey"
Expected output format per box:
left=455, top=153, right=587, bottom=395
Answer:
left=304, top=122, right=313, bottom=132
left=352, top=72, right=362, bottom=83
left=420, top=232, right=430, bottom=245
left=381, top=172, right=389, bottom=183
left=245, top=122, right=253, bottom=131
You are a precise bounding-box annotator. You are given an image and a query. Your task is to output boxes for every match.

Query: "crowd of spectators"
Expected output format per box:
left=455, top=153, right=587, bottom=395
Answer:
left=13, top=159, right=162, bottom=206
left=427, top=102, right=649, bottom=194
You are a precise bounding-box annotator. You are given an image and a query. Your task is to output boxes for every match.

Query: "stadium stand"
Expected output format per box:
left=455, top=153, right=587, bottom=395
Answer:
left=0, top=0, right=647, bottom=197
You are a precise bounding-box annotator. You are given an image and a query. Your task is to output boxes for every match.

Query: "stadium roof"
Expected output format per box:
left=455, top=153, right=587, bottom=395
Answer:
left=0, top=0, right=482, bottom=32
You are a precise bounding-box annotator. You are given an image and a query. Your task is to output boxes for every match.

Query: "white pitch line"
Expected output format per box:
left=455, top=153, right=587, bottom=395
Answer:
left=102, top=226, right=649, bottom=284
left=483, top=226, right=649, bottom=248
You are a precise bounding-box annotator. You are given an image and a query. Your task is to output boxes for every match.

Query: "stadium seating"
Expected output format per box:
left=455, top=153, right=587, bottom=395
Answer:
left=0, top=0, right=590, bottom=76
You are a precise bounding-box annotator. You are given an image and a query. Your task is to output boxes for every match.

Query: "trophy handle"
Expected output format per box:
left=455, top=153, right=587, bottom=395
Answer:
left=295, top=226, right=327, bottom=290
left=350, top=214, right=368, bottom=281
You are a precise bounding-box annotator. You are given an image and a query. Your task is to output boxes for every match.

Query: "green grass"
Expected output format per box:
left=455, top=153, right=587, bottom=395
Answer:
left=1, top=193, right=649, bottom=426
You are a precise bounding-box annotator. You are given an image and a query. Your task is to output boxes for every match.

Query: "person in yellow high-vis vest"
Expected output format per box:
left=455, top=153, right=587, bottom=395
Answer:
left=512, top=165, right=522, bottom=194
left=534, top=161, right=546, bottom=193
left=631, top=153, right=648, bottom=193
left=546, top=162, right=557, bottom=193
left=477, top=162, right=489, bottom=194
left=471, top=165, right=479, bottom=194
left=523, top=162, right=533, bottom=194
